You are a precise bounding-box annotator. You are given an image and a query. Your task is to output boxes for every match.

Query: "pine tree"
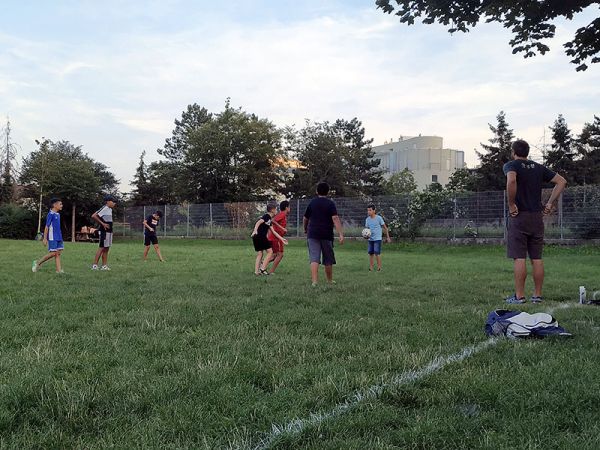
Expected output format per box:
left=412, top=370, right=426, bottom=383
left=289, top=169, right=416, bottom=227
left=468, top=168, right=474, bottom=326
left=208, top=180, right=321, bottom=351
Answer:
left=131, top=151, right=151, bottom=205
left=545, top=114, right=575, bottom=182
left=575, top=115, right=600, bottom=185
left=474, top=111, right=514, bottom=191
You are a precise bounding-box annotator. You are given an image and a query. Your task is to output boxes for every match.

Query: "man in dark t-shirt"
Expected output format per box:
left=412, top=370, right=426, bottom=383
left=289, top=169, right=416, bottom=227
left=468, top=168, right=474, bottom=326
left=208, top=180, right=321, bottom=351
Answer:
left=303, top=181, right=344, bottom=286
left=143, top=210, right=165, bottom=262
left=503, top=139, right=566, bottom=304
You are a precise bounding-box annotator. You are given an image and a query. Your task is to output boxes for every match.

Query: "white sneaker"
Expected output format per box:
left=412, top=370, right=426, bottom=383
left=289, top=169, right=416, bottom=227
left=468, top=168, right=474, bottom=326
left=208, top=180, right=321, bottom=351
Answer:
left=91, top=264, right=99, bottom=270
left=32, top=260, right=38, bottom=273
left=100, top=265, right=111, bottom=271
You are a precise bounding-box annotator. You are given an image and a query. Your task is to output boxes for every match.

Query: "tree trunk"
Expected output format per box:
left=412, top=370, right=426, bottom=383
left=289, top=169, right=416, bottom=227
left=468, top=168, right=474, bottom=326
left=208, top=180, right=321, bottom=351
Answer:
left=71, top=203, right=76, bottom=243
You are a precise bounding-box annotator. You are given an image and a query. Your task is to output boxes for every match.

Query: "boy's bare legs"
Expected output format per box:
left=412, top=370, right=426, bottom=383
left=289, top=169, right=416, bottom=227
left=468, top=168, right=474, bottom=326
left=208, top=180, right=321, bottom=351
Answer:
left=101, top=248, right=109, bottom=266
left=93, top=248, right=103, bottom=265
left=513, top=258, right=527, bottom=299
left=269, top=253, right=283, bottom=273
left=324, top=265, right=333, bottom=283
left=531, top=259, right=544, bottom=297
left=54, top=251, right=62, bottom=272
left=36, top=252, right=56, bottom=268
left=376, top=255, right=382, bottom=270
left=369, top=254, right=374, bottom=271
left=255, top=251, right=263, bottom=274
left=153, top=244, right=164, bottom=262
left=143, top=245, right=151, bottom=261
left=260, top=249, right=273, bottom=271
left=310, top=262, right=319, bottom=284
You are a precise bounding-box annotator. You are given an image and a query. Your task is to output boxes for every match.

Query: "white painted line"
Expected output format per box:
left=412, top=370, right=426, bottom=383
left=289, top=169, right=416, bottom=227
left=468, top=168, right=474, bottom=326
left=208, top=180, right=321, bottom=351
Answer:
left=247, top=303, right=574, bottom=450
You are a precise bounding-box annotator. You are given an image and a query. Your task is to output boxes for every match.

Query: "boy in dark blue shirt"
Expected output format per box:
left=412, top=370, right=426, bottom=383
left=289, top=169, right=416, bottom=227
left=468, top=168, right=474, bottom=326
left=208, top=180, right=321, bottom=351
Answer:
left=303, top=182, right=344, bottom=286
left=32, top=198, right=65, bottom=273
left=143, top=210, right=165, bottom=262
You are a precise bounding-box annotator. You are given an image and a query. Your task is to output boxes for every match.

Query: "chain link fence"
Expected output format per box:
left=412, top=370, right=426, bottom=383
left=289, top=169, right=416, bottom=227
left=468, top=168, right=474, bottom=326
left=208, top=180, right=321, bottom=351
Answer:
left=119, top=185, right=600, bottom=242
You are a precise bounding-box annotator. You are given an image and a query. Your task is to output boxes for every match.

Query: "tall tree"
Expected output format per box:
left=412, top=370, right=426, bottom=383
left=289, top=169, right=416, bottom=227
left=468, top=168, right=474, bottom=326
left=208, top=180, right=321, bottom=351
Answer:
left=0, top=165, right=14, bottom=205
left=130, top=151, right=160, bottom=205
left=285, top=118, right=383, bottom=197
left=475, top=111, right=515, bottom=191
left=575, top=115, right=600, bottom=185
left=159, top=104, right=212, bottom=161
left=20, top=140, right=118, bottom=233
left=545, top=114, right=576, bottom=182
left=376, top=1, right=600, bottom=71
left=184, top=102, right=283, bottom=202
left=156, top=100, right=283, bottom=203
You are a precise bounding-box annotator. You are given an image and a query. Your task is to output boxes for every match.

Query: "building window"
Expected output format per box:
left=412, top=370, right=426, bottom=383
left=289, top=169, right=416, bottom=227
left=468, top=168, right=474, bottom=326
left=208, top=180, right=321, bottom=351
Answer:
left=432, top=174, right=438, bottom=183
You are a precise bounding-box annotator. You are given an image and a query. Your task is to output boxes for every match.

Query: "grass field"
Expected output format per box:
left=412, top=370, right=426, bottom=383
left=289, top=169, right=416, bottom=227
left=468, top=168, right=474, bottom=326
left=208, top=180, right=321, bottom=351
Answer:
left=1, top=238, right=600, bottom=449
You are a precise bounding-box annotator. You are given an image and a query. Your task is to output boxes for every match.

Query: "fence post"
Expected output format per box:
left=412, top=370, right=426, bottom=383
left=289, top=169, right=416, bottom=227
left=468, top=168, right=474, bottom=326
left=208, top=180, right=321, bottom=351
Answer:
left=503, top=190, right=507, bottom=241
left=452, top=196, right=457, bottom=240
left=559, top=193, right=563, bottom=241
left=187, top=203, right=190, bottom=238
left=296, top=199, right=300, bottom=238
left=122, top=205, right=125, bottom=237
left=209, top=203, right=213, bottom=239
left=164, top=205, right=167, bottom=237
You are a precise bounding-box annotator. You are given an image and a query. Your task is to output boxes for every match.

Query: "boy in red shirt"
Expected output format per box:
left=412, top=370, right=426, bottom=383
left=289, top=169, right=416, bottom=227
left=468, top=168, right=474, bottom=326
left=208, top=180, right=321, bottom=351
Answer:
left=266, top=200, right=291, bottom=274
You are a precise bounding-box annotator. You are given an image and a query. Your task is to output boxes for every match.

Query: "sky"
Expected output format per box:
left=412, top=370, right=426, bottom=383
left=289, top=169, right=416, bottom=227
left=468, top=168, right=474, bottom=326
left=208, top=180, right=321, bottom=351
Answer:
left=1, top=0, right=599, bottom=191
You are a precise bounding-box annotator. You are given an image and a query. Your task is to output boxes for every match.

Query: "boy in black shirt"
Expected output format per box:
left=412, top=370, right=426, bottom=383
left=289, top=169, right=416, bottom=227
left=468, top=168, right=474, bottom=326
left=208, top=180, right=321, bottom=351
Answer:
left=143, top=210, right=165, bottom=262
left=251, top=204, right=287, bottom=275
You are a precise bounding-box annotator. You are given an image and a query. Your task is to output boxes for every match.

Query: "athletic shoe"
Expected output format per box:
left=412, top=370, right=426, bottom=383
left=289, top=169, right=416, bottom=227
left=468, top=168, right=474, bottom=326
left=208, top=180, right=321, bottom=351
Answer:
left=311, top=282, right=318, bottom=288
left=100, top=265, right=111, bottom=271
left=505, top=294, right=526, bottom=304
left=260, top=269, right=271, bottom=276
left=32, top=260, right=38, bottom=273
left=530, top=296, right=543, bottom=304
left=56, top=270, right=65, bottom=274
left=91, top=265, right=99, bottom=270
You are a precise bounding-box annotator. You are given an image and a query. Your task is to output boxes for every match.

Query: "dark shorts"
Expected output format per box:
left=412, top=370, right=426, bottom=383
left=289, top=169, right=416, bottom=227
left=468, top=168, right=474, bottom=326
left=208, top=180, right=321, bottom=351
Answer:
left=507, top=211, right=544, bottom=259
left=270, top=238, right=284, bottom=254
left=307, top=238, right=336, bottom=265
left=99, top=230, right=113, bottom=248
left=144, top=234, right=158, bottom=246
left=253, top=235, right=272, bottom=252
left=368, top=240, right=382, bottom=255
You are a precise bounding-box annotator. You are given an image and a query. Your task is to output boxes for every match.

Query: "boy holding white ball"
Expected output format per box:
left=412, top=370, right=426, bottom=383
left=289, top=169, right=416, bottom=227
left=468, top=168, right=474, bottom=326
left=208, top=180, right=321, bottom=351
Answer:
left=364, top=205, right=391, bottom=271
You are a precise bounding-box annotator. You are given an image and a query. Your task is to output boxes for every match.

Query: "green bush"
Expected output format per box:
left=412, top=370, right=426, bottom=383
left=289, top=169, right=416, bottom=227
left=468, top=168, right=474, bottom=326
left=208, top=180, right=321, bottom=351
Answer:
left=0, top=204, right=37, bottom=239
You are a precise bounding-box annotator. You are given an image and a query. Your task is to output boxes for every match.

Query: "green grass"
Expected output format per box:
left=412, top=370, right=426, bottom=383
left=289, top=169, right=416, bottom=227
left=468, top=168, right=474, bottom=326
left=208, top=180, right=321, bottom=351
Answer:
left=1, top=239, right=599, bottom=449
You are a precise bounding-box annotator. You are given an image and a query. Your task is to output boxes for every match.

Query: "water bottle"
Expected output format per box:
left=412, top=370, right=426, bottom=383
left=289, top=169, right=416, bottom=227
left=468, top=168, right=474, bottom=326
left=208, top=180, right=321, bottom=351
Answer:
left=579, top=286, right=586, bottom=304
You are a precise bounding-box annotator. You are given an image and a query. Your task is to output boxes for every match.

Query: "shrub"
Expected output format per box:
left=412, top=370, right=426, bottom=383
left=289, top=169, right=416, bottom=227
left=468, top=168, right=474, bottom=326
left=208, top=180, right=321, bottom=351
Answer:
left=0, top=204, right=37, bottom=239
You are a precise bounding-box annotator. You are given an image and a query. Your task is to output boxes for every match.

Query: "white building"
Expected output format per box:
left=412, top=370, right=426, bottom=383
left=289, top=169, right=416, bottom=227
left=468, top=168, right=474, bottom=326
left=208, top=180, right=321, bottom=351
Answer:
left=372, top=135, right=465, bottom=190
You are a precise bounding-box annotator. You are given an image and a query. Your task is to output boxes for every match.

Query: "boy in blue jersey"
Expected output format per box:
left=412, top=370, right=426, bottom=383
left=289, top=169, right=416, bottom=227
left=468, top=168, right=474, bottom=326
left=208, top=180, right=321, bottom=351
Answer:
left=365, top=205, right=391, bottom=272
left=32, top=198, right=65, bottom=273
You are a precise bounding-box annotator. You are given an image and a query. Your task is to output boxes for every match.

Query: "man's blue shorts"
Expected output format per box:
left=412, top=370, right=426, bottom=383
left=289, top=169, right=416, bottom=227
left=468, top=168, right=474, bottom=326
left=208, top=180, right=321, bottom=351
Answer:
left=368, top=240, right=382, bottom=255
left=48, top=240, right=64, bottom=252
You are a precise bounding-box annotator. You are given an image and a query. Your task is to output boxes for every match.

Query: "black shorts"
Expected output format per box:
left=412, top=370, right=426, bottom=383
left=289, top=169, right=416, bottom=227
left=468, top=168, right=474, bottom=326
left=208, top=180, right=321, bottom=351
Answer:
left=253, top=235, right=272, bottom=252
left=507, top=211, right=544, bottom=259
left=144, top=234, right=158, bottom=246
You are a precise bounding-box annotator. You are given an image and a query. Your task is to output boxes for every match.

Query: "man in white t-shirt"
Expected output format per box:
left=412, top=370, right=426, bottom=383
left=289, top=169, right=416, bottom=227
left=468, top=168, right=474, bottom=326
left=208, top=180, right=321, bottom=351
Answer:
left=91, top=195, right=117, bottom=270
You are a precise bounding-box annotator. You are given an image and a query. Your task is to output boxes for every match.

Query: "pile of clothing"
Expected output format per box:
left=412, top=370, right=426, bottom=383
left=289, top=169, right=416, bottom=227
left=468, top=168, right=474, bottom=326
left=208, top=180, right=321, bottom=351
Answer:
left=485, top=310, right=572, bottom=338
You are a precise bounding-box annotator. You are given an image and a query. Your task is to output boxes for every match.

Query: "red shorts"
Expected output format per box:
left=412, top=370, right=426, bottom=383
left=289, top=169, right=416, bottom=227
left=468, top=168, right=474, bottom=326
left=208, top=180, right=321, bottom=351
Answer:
left=270, top=238, right=284, bottom=254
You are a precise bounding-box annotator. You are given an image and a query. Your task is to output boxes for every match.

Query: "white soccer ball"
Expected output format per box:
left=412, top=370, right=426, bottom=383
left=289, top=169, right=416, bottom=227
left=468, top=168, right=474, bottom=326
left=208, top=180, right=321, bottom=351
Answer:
left=361, top=228, right=371, bottom=239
